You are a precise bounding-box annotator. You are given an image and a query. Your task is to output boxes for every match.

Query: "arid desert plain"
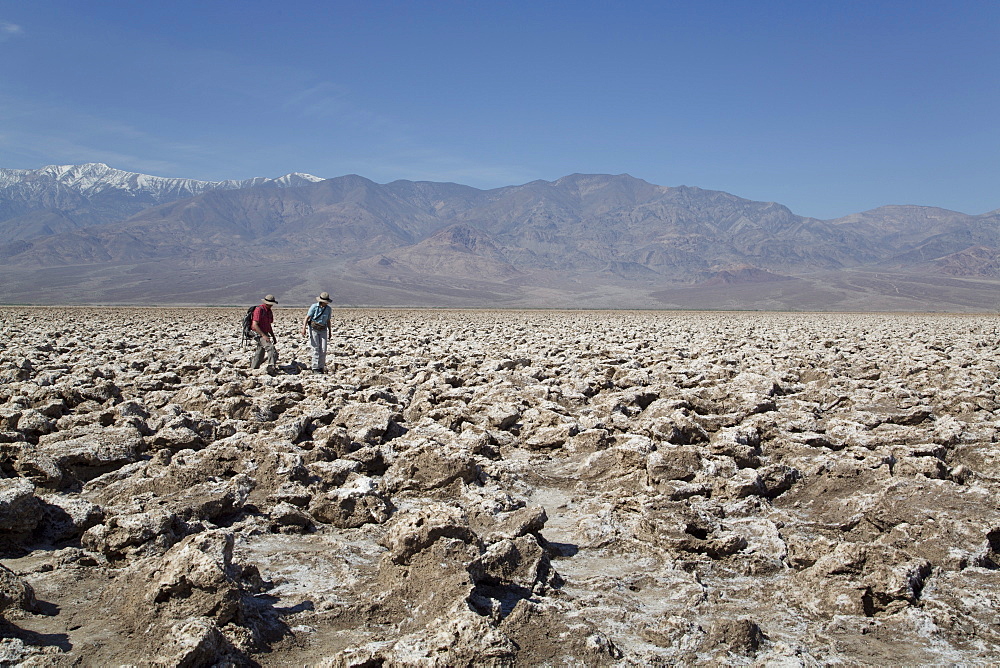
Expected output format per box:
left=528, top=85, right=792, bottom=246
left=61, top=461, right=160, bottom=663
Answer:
left=1, top=306, right=999, bottom=666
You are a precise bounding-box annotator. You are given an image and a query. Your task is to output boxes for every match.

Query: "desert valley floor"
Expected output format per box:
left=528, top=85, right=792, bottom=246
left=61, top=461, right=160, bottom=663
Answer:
left=0, top=306, right=999, bottom=666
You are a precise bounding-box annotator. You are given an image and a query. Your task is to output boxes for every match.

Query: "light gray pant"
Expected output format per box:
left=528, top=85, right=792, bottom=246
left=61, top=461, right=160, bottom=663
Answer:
left=251, top=336, right=278, bottom=369
left=308, top=328, right=329, bottom=371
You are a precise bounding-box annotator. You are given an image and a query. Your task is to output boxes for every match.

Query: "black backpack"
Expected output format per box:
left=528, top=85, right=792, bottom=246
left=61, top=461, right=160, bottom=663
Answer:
left=239, top=306, right=256, bottom=346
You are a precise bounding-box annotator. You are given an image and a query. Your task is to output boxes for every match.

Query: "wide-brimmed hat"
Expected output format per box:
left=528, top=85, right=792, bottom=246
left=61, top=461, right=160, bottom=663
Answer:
left=317, top=292, right=332, bottom=303
left=262, top=294, right=278, bottom=304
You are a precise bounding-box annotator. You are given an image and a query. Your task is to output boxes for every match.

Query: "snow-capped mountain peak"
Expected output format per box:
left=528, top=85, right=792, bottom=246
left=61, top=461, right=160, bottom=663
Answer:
left=0, top=163, right=325, bottom=198
left=0, top=163, right=328, bottom=232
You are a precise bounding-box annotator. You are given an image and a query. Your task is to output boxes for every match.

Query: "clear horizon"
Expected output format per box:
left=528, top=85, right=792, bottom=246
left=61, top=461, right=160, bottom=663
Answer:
left=1, top=1, right=997, bottom=220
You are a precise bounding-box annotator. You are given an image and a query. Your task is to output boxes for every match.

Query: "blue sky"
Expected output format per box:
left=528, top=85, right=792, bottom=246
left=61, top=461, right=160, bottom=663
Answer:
left=0, top=0, right=997, bottom=219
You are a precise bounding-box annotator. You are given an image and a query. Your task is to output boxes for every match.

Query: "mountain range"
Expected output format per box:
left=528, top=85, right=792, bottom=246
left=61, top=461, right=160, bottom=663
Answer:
left=0, top=163, right=997, bottom=311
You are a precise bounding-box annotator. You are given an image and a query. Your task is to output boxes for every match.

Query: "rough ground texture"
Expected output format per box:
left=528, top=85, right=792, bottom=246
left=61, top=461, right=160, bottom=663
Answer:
left=0, top=306, right=998, bottom=666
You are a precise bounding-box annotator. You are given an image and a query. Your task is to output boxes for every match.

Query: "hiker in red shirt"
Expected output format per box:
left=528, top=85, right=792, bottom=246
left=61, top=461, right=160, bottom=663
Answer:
left=250, top=294, right=279, bottom=373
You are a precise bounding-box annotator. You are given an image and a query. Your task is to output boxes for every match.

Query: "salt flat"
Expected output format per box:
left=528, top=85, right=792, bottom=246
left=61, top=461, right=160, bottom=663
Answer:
left=1, top=307, right=998, bottom=665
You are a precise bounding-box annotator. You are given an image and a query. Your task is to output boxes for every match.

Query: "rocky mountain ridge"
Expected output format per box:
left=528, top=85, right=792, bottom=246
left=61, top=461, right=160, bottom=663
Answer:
left=0, top=162, right=323, bottom=199
left=0, top=166, right=997, bottom=310
left=0, top=163, right=323, bottom=243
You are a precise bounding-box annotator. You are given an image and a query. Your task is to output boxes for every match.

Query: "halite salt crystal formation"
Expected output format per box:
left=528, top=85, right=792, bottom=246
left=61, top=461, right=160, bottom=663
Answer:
left=0, top=307, right=997, bottom=665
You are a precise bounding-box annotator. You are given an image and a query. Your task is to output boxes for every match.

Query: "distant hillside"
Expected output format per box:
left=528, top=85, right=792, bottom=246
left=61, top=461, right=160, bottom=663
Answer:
left=0, top=166, right=997, bottom=311
left=0, top=163, right=323, bottom=243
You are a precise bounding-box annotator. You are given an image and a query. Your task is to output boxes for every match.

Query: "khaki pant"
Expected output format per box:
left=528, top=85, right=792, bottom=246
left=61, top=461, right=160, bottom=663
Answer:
left=308, top=328, right=329, bottom=371
left=251, top=336, right=278, bottom=370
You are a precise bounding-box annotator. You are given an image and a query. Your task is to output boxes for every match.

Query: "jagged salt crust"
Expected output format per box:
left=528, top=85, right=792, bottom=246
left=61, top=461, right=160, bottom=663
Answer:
left=0, top=307, right=998, bottom=665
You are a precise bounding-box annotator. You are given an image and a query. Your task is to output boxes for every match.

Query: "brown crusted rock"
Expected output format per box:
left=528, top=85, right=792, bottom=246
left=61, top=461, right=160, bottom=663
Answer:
left=702, top=618, right=766, bottom=656
left=498, top=599, right=623, bottom=663
left=14, top=408, right=56, bottom=439
left=0, top=562, right=37, bottom=616
left=79, top=379, right=120, bottom=404
left=353, top=540, right=491, bottom=664
left=0, top=431, right=26, bottom=446
left=758, top=463, right=801, bottom=498
left=658, top=480, right=712, bottom=501
left=308, top=476, right=393, bottom=529
left=170, top=385, right=216, bottom=413
left=635, top=504, right=747, bottom=559
left=336, top=403, right=403, bottom=445
left=574, top=448, right=622, bottom=481
left=933, top=415, right=964, bottom=446
left=213, top=396, right=257, bottom=421
left=723, top=469, right=764, bottom=499
left=566, top=428, right=611, bottom=452
left=115, top=399, right=150, bottom=420
left=519, top=407, right=579, bottom=450
left=637, top=403, right=709, bottom=444
left=33, top=399, right=66, bottom=420
left=152, top=618, right=238, bottom=668
left=5, top=306, right=1000, bottom=665
left=309, top=424, right=352, bottom=455
left=523, top=423, right=578, bottom=450
left=147, top=532, right=260, bottom=619
left=37, top=426, right=145, bottom=478
left=715, top=370, right=780, bottom=402
left=379, top=503, right=480, bottom=565
left=610, top=434, right=657, bottom=472
left=11, top=444, right=63, bottom=487
left=37, top=493, right=104, bottom=542
left=848, top=477, right=1000, bottom=571
left=471, top=504, right=549, bottom=548
left=273, top=415, right=312, bottom=443
left=149, top=426, right=204, bottom=451
left=494, top=505, right=547, bottom=540
left=268, top=501, right=314, bottom=533
left=590, top=386, right=653, bottom=420
left=401, top=386, right=435, bottom=424
left=246, top=449, right=311, bottom=505
left=0, top=478, right=40, bottom=535
left=80, top=450, right=252, bottom=528
left=383, top=441, right=479, bottom=493
left=81, top=507, right=182, bottom=560
left=104, top=530, right=266, bottom=664
left=471, top=534, right=558, bottom=591
left=342, top=445, right=389, bottom=476
left=646, top=446, right=702, bottom=483
left=456, top=424, right=498, bottom=458
left=333, top=614, right=517, bottom=668
left=482, top=402, right=520, bottom=431
left=0, top=405, right=24, bottom=432
left=710, top=425, right=762, bottom=468
left=895, top=455, right=950, bottom=479
left=785, top=535, right=839, bottom=570
left=639, top=614, right=703, bottom=651
left=265, top=481, right=312, bottom=508
left=119, top=474, right=253, bottom=531
left=794, top=542, right=932, bottom=616
left=307, top=459, right=360, bottom=489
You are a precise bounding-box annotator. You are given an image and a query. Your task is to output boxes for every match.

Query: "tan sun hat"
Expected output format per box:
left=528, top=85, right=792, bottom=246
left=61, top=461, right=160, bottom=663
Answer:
left=263, top=294, right=278, bottom=304
left=317, top=292, right=332, bottom=303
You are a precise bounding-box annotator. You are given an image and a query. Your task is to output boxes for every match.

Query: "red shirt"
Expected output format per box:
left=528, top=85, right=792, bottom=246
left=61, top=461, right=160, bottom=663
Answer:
left=252, top=305, right=274, bottom=336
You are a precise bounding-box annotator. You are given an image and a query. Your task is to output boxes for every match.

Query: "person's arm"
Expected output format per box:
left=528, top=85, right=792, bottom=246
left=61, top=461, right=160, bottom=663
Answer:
left=251, top=320, right=270, bottom=341
left=302, top=306, right=313, bottom=336
left=251, top=309, right=274, bottom=343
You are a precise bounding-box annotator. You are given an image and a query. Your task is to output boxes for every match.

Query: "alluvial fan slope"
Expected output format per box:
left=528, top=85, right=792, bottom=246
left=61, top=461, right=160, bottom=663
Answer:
left=0, top=307, right=998, bottom=665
